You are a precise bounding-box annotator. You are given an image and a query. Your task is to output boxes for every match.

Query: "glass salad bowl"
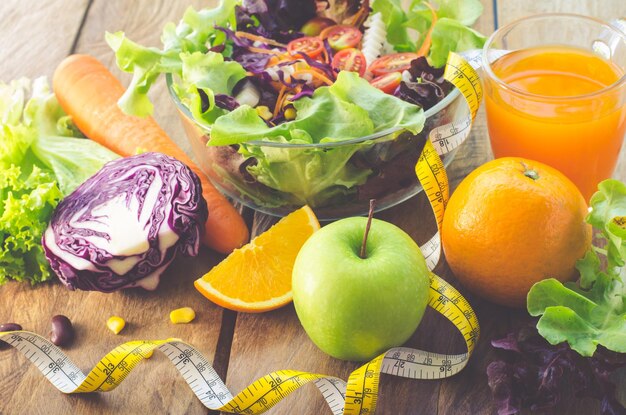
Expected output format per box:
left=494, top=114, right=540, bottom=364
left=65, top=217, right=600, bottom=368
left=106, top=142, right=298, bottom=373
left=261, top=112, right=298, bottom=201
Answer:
left=167, top=74, right=467, bottom=219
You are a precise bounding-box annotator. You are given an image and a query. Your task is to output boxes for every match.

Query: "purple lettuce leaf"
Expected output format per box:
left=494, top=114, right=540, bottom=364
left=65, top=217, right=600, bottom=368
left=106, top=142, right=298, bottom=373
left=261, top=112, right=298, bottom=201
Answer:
left=487, top=324, right=626, bottom=415
left=395, top=56, right=453, bottom=110
left=239, top=0, right=316, bottom=34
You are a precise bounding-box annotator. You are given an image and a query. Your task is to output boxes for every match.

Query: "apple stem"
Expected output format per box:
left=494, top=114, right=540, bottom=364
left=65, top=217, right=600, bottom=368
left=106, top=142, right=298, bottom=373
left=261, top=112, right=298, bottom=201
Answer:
left=360, top=199, right=376, bottom=259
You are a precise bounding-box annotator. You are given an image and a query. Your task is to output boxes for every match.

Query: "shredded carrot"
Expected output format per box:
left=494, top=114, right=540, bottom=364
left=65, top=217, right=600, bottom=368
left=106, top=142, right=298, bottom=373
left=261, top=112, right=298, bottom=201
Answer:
left=249, top=47, right=284, bottom=55
left=273, top=85, right=288, bottom=118
left=417, top=2, right=438, bottom=57
left=293, top=69, right=334, bottom=86
left=236, top=31, right=287, bottom=48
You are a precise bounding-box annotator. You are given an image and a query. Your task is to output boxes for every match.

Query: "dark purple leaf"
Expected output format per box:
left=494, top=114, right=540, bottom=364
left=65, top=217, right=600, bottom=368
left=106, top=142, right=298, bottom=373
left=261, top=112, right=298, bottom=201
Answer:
left=487, top=324, right=626, bottom=415
left=395, top=56, right=454, bottom=110
left=241, top=0, right=316, bottom=33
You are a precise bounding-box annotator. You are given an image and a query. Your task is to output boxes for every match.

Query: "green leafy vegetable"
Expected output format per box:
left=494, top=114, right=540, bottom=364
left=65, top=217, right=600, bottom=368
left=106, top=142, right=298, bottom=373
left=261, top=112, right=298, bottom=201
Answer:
left=0, top=77, right=118, bottom=285
left=436, top=0, right=483, bottom=25
left=371, top=0, right=486, bottom=65
left=427, top=18, right=488, bottom=67
left=106, top=0, right=239, bottom=116
left=211, top=72, right=425, bottom=205
left=527, top=179, right=626, bottom=356
left=173, top=51, right=247, bottom=127
left=0, top=166, right=62, bottom=285
left=211, top=71, right=424, bottom=145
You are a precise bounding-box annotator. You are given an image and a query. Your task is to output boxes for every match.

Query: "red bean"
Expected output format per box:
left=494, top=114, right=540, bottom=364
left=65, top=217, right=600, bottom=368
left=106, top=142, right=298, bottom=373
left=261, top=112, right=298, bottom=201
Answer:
left=50, top=315, right=74, bottom=347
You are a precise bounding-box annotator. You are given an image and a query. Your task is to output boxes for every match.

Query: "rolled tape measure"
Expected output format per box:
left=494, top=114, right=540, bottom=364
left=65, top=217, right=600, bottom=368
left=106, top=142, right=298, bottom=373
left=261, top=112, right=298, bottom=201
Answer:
left=0, top=52, right=482, bottom=414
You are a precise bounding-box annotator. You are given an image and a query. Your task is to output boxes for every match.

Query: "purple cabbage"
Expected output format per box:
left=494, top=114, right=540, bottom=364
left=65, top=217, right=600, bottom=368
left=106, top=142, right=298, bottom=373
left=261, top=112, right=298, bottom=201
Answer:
left=215, top=94, right=241, bottom=111
left=217, top=26, right=275, bottom=73
left=288, top=84, right=315, bottom=101
left=487, top=324, right=626, bottom=415
left=42, top=152, right=208, bottom=292
left=291, top=51, right=336, bottom=80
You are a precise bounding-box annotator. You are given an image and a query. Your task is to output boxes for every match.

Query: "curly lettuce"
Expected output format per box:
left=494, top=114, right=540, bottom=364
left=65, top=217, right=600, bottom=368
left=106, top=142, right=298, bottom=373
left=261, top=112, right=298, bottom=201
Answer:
left=0, top=77, right=118, bottom=285
left=527, top=179, right=626, bottom=356
left=105, top=0, right=239, bottom=116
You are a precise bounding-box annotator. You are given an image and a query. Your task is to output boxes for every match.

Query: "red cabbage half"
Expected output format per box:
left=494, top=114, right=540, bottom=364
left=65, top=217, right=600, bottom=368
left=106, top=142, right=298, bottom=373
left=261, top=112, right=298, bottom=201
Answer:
left=43, top=152, right=208, bottom=292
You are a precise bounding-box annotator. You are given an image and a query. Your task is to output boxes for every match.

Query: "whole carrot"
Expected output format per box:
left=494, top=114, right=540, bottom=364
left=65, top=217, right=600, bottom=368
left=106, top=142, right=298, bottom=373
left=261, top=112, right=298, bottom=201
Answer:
left=53, top=54, right=249, bottom=254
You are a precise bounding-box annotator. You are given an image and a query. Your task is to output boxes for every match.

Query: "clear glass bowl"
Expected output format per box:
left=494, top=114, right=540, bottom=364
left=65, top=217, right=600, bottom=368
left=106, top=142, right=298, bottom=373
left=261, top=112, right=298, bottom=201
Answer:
left=166, top=74, right=467, bottom=219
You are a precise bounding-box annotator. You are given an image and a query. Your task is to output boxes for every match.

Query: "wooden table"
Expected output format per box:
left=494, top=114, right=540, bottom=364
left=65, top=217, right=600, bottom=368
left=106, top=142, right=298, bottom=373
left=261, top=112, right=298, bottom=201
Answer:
left=1, top=1, right=624, bottom=414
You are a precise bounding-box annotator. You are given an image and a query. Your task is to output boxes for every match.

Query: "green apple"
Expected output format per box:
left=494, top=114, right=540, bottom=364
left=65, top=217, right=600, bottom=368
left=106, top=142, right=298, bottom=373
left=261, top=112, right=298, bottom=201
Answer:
left=292, top=217, right=430, bottom=361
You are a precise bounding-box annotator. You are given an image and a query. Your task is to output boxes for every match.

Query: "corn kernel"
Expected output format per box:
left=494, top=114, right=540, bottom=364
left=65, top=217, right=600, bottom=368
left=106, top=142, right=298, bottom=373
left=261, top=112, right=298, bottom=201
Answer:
left=169, top=307, right=196, bottom=324
left=256, top=105, right=273, bottom=120
left=284, top=107, right=296, bottom=120
left=107, top=316, right=126, bottom=335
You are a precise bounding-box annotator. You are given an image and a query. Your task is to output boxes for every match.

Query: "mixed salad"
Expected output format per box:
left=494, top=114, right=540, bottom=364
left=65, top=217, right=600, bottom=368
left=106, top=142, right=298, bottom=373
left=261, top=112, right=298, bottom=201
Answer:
left=108, top=0, right=486, bottom=208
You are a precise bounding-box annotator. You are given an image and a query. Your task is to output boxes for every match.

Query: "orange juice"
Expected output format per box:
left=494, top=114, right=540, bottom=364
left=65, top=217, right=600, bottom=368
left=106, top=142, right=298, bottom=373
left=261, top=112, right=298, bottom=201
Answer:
left=485, top=45, right=626, bottom=200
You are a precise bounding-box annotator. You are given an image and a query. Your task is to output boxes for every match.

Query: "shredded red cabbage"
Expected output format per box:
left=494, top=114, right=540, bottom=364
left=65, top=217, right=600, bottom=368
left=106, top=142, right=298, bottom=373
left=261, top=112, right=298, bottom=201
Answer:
left=215, top=94, right=241, bottom=111
left=288, top=84, right=315, bottom=101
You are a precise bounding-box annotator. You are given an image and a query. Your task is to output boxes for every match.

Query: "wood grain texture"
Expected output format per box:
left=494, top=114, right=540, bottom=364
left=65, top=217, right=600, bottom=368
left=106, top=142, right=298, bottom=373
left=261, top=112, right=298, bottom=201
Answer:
left=0, top=0, right=89, bottom=81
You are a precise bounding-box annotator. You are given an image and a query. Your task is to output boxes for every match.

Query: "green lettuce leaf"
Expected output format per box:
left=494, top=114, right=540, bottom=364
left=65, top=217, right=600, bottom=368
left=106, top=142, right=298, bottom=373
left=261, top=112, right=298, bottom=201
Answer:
left=527, top=179, right=626, bottom=356
left=106, top=0, right=238, bottom=116
left=105, top=31, right=181, bottom=117
left=211, top=71, right=424, bottom=145
left=0, top=165, right=62, bottom=285
left=210, top=71, right=424, bottom=205
left=0, top=77, right=118, bottom=285
left=436, top=0, right=483, bottom=25
left=240, top=139, right=372, bottom=206
left=173, top=51, right=247, bottom=127
left=371, top=0, right=414, bottom=51
left=427, top=18, right=487, bottom=67
left=371, top=0, right=486, bottom=65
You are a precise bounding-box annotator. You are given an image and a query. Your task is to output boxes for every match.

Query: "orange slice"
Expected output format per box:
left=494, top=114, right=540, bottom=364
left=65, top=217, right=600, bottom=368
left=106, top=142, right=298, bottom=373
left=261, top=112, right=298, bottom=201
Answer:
left=194, top=206, right=320, bottom=312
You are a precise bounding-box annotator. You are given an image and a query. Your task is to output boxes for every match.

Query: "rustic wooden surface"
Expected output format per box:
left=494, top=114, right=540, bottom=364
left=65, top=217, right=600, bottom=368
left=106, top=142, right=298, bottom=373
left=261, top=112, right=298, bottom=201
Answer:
left=0, top=1, right=624, bottom=414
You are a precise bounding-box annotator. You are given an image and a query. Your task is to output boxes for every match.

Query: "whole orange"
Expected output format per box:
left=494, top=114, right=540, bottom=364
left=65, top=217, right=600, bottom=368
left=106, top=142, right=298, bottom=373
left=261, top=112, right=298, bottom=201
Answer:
left=441, top=157, right=591, bottom=308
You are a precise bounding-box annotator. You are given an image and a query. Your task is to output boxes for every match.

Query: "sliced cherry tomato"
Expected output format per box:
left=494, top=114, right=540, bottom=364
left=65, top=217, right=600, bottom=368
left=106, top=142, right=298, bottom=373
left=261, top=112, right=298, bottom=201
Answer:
left=321, top=25, right=362, bottom=50
left=370, top=72, right=402, bottom=94
left=287, top=36, right=324, bottom=58
left=369, top=53, right=419, bottom=76
left=332, top=48, right=367, bottom=77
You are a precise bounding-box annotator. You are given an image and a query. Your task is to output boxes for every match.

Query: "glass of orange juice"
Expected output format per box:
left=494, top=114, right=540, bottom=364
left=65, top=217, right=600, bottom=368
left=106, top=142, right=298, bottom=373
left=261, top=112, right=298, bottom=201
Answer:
left=482, top=14, right=626, bottom=200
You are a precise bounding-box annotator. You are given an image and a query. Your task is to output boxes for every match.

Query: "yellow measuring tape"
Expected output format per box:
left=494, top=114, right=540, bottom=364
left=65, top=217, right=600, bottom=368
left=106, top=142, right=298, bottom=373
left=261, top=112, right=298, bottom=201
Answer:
left=0, top=52, right=482, bottom=414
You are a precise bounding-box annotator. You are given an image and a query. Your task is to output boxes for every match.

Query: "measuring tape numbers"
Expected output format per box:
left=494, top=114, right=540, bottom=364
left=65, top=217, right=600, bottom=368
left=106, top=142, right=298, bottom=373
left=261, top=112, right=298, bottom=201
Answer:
left=0, top=52, right=483, bottom=414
